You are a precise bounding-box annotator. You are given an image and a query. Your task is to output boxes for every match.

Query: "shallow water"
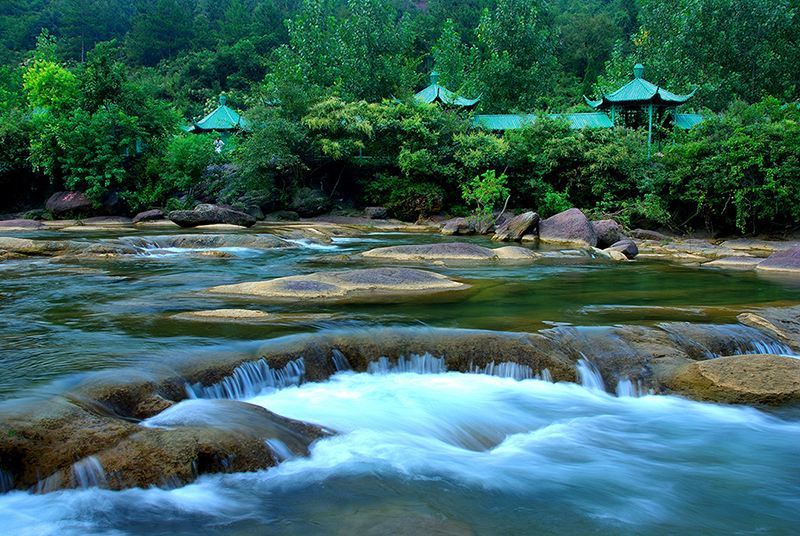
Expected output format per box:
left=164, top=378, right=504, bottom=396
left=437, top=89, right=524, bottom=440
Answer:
left=1, top=228, right=800, bottom=534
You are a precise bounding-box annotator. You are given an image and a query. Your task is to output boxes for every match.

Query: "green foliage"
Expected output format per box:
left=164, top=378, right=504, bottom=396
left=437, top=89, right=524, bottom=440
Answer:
left=162, top=134, right=218, bottom=191
left=652, top=98, right=800, bottom=234
left=365, top=174, right=445, bottom=221
left=461, top=169, right=510, bottom=216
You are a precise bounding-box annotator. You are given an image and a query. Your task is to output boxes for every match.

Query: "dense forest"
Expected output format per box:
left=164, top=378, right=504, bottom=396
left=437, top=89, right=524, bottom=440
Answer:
left=1, top=0, right=799, bottom=234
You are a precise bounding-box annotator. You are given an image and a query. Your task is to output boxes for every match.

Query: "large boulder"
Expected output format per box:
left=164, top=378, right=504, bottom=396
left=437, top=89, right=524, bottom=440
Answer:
left=664, top=354, right=800, bottom=405
left=290, top=188, right=331, bottom=217
left=46, top=191, right=92, bottom=217
left=360, top=242, right=540, bottom=263
left=756, top=247, right=800, bottom=274
left=538, top=208, right=597, bottom=247
left=208, top=267, right=469, bottom=302
left=592, top=219, right=624, bottom=248
left=492, top=211, right=539, bottom=242
left=440, top=217, right=474, bottom=236
left=132, top=209, right=165, bottom=224
left=169, top=204, right=256, bottom=228
left=605, top=239, right=639, bottom=259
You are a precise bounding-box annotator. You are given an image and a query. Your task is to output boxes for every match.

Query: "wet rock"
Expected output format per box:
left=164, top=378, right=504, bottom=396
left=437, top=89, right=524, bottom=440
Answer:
left=755, top=247, right=800, bottom=274
left=605, top=239, right=639, bottom=259
left=737, top=306, right=800, bottom=349
left=290, top=188, right=331, bottom=217
left=364, top=206, right=388, bottom=219
left=492, top=211, right=538, bottom=242
left=132, top=209, right=164, bottom=224
left=538, top=208, right=597, bottom=247
left=440, top=217, right=474, bottom=236
left=46, top=191, right=92, bottom=216
left=703, top=256, right=763, bottom=270
left=0, top=219, right=45, bottom=231
left=493, top=246, right=540, bottom=260
left=126, top=233, right=286, bottom=250
left=665, top=354, right=800, bottom=405
left=82, top=216, right=133, bottom=226
left=171, top=309, right=337, bottom=323
left=169, top=204, right=256, bottom=228
left=592, top=219, right=624, bottom=248
left=208, top=268, right=469, bottom=302
left=0, top=237, right=70, bottom=256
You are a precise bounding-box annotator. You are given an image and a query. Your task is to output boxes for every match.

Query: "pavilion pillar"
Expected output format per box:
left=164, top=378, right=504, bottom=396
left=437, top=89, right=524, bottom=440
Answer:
left=647, top=104, right=654, bottom=159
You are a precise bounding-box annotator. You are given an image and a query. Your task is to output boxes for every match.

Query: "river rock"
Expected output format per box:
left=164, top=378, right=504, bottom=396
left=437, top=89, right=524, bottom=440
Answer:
left=492, top=211, right=538, bottom=242
left=592, top=219, right=624, bottom=248
left=82, top=216, right=133, bottom=226
left=0, top=219, right=45, bottom=231
left=605, top=239, right=639, bottom=259
left=132, top=209, right=165, bottom=224
left=364, top=206, right=388, bottom=219
left=630, top=228, right=669, bottom=241
left=755, top=247, right=800, bottom=274
left=171, top=309, right=337, bottom=323
left=169, top=204, right=256, bottom=228
left=440, top=217, right=474, bottom=236
left=665, top=354, right=800, bottom=405
left=46, top=191, right=93, bottom=216
left=208, top=267, right=469, bottom=302
left=538, top=208, right=597, bottom=247
left=360, top=242, right=540, bottom=262
left=737, top=305, right=800, bottom=349
left=703, top=256, right=763, bottom=270
left=0, top=236, right=70, bottom=256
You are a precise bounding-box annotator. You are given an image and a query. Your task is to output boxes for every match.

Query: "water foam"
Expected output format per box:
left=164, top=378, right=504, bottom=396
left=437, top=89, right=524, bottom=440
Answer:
left=186, top=358, right=305, bottom=399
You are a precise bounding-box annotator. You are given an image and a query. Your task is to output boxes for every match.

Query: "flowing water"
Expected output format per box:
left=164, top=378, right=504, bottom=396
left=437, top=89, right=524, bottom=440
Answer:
left=1, top=227, right=800, bottom=534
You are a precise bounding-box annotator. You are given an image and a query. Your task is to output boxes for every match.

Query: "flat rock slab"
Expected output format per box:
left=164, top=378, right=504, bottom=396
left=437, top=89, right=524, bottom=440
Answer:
left=360, top=242, right=540, bottom=262
left=0, top=219, right=46, bottom=231
left=208, top=267, right=469, bottom=302
left=703, top=256, right=764, bottom=270
left=756, top=247, right=800, bottom=273
left=666, top=354, right=800, bottom=405
left=172, top=309, right=338, bottom=323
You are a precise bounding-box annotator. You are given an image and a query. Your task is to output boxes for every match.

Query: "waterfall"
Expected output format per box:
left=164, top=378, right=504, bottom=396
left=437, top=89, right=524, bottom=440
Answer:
left=266, top=439, right=295, bottom=462
left=331, top=349, right=351, bottom=372
left=576, top=358, right=605, bottom=391
left=71, top=456, right=107, bottom=489
left=615, top=377, right=649, bottom=398
left=469, top=361, right=553, bottom=382
left=367, top=354, right=447, bottom=374
left=186, top=358, right=305, bottom=400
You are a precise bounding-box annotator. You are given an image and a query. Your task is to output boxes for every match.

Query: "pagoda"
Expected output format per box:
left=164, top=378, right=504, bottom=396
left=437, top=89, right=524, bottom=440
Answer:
left=414, top=71, right=480, bottom=109
left=584, top=64, right=697, bottom=156
left=185, top=94, right=251, bottom=133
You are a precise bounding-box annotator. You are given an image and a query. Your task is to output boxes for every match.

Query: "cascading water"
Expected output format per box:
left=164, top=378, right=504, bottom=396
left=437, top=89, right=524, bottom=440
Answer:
left=186, top=358, right=305, bottom=399
left=469, top=361, right=553, bottom=382
left=615, top=377, right=649, bottom=397
left=331, top=349, right=351, bottom=372
left=366, top=354, right=447, bottom=374
left=71, top=456, right=107, bottom=489
left=576, top=357, right=605, bottom=391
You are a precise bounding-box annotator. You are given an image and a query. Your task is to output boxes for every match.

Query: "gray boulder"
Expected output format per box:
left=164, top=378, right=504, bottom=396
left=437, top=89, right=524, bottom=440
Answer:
left=46, top=191, right=92, bottom=217
left=169, top=204, right=256, bottom=228
left=592, top=219, right=625, bottom=248
left=606, top=239, right=639, bottom=259
left=441, top=217, right=474, bottom=236
left=492, top=211, right=539, bottom=242
left=538, top=208, right=597, bottom=247
left=132, top=209, right=165, bottom=224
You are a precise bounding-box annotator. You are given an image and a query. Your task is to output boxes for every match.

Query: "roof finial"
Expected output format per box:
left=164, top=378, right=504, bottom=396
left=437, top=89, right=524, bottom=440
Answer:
left=430, top=71, right=440, bottom=85
left=219, top=94, right=227, bottom=106
left=633, top=64, right=645, bottom=79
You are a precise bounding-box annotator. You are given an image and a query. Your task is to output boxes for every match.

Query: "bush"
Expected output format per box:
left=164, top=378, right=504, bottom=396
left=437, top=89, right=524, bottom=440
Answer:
left=365, top=174, right=444, bottom=221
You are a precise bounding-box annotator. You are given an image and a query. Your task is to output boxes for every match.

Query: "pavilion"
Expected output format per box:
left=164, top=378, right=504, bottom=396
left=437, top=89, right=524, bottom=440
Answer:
left=414, top=71, right=481, bottom=109
left=584, top=64, right=700, bottom=156
left=185, top=95, right=251, bottom=134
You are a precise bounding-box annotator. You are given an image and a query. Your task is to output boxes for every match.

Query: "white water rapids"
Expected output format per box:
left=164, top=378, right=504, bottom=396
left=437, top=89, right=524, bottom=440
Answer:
left=1, top=371, right=799, bottom=535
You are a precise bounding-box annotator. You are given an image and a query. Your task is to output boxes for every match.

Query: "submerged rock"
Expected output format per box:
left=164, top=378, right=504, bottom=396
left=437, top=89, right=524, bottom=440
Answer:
left=208, top=267, right=469, bottom=302
left=665, top=354, right=800, bottom=405
left=492, top=211, right=539, bottom=242
left=538, top=208, right=597, bottom=247
left=169, top=204, right=256, bottom=228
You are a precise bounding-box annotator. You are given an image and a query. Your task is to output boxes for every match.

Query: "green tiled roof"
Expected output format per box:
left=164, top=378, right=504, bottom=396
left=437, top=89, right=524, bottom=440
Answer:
left=673, top=112, right=704, bottom=130
left=186, top=95, right=251, bottom=132
left=414, top=71, right=481, bottom=108
left=472, top=112, right=614, bottom=131
left=584, top=64, right=696, bottom=110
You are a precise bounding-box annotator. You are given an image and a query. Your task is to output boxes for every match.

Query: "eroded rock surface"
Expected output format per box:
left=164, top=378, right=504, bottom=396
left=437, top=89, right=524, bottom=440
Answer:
left=492, top=211, right=539, bottom=242
left=208, top=267, right=469, bottom=301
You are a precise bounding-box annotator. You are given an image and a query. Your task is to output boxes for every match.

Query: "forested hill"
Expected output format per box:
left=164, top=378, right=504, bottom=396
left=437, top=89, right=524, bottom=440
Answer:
left=1, top=0, right=797, bottom=115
